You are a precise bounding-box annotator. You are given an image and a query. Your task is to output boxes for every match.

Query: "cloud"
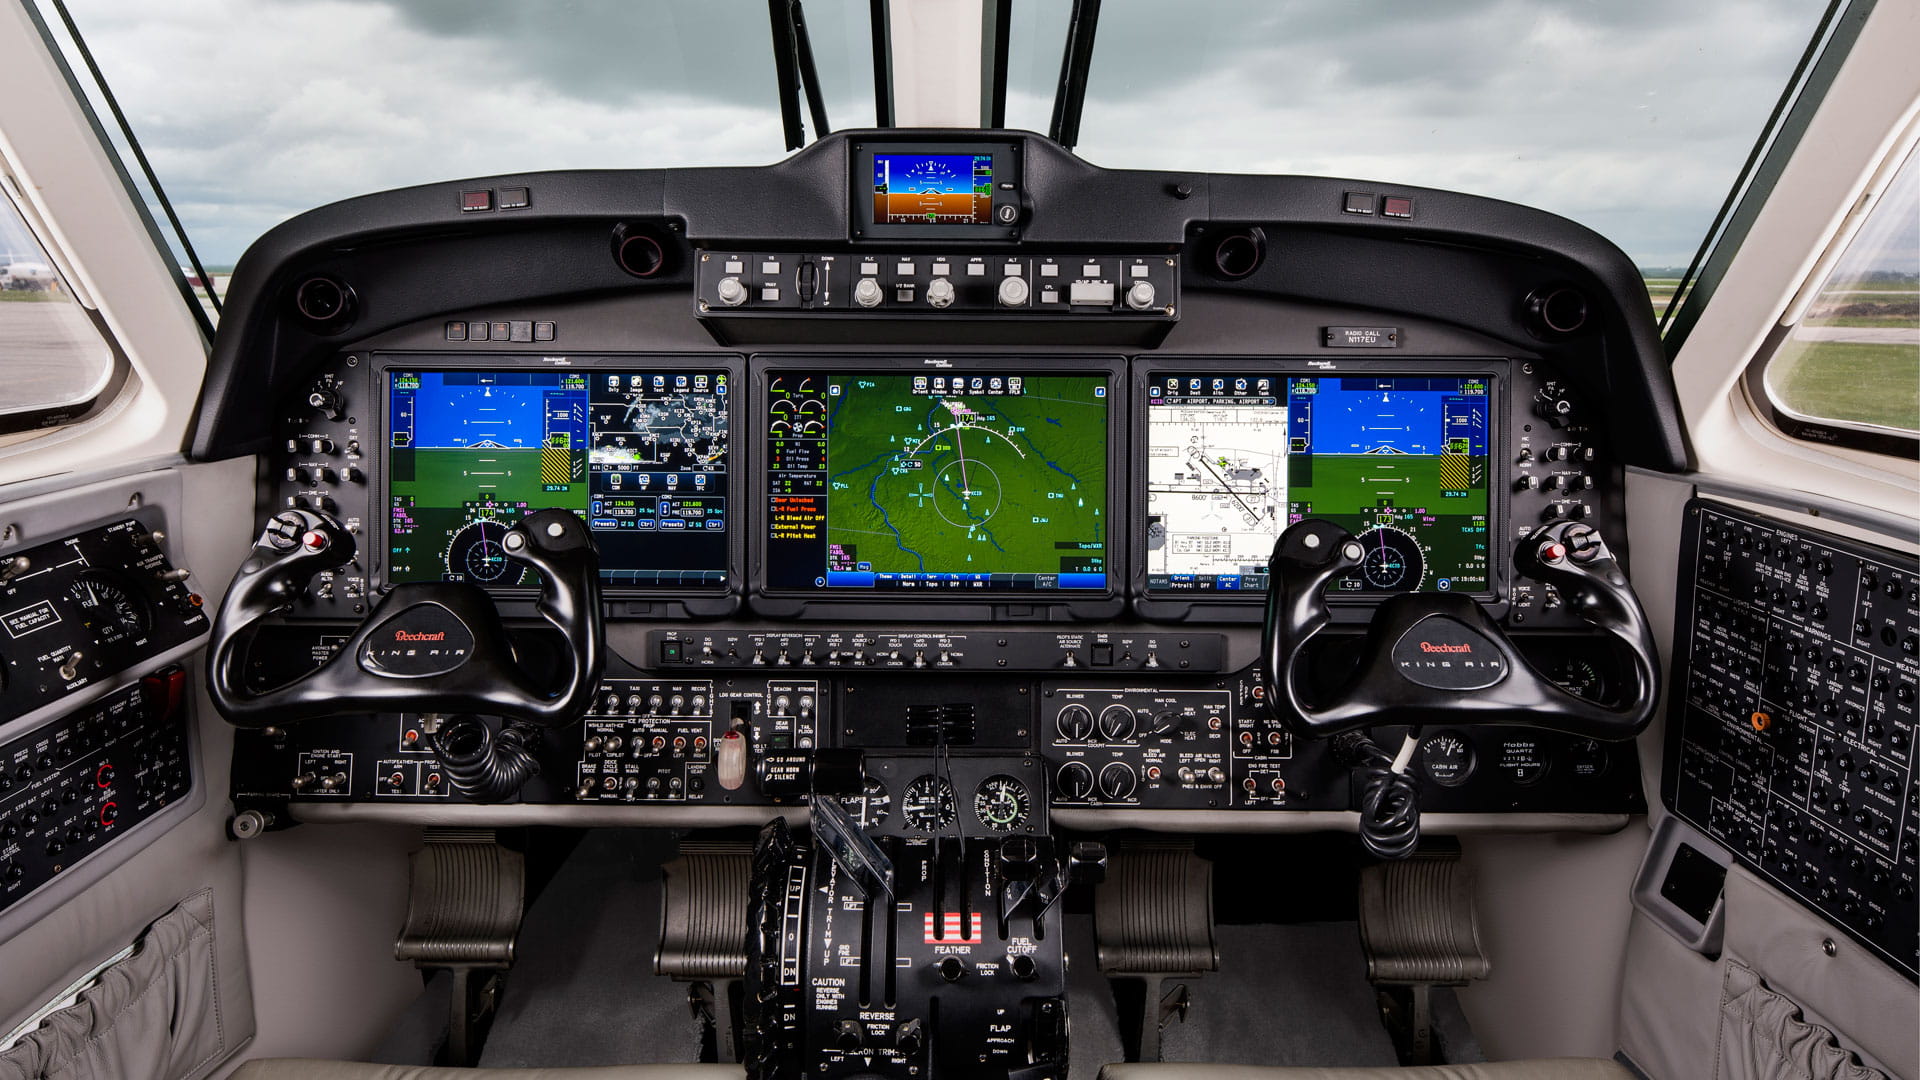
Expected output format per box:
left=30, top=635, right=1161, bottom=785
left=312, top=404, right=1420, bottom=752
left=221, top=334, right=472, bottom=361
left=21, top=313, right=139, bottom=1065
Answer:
left=58, top=0, right=1828, bottom=268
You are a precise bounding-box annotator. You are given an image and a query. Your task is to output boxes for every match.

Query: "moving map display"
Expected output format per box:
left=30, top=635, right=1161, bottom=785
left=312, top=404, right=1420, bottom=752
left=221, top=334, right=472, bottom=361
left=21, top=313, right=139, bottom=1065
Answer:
left=386, top=368, right=729, bottom=588
left=872, top=153, right=994, bottom=225
left=1145, top=373, right=1491, bottom=594
left=764, top=371, right=1109, bottom=592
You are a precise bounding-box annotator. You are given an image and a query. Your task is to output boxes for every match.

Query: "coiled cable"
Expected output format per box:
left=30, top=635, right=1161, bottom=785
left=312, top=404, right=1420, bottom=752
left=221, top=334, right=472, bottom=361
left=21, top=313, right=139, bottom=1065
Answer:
left=1335, top=730, right=1423, bottom=861
left=431, top=715, right=542, bottom=803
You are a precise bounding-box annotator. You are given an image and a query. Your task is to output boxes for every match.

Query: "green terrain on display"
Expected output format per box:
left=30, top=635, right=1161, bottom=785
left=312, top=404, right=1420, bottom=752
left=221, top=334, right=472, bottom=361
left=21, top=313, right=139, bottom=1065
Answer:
left=823, top=376, right=1108, bottom=576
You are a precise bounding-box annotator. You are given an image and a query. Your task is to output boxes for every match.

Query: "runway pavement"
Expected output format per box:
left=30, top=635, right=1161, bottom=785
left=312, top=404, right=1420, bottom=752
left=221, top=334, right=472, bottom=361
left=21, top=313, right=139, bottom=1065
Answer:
left=1794, top=325, right=1920, bottom=345
left=0, top=298, right=112, bottom=412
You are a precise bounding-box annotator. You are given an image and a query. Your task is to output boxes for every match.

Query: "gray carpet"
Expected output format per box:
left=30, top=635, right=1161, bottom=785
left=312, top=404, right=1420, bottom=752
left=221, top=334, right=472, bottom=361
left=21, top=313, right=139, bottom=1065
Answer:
left=1157, top=923, right=1400, bottom=1068
left=480, top=830, right=707, bottom=1067
left=1064, top=912, right=1124, bottom=1080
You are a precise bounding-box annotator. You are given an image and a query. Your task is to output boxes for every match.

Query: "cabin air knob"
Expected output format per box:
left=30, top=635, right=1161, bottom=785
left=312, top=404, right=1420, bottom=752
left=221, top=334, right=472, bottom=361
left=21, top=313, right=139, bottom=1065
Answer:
left=714, top=276, right=747, bottom=306
left=853, top=277, right=884, bottom=308
left=926, top=277, right=956, bottom=309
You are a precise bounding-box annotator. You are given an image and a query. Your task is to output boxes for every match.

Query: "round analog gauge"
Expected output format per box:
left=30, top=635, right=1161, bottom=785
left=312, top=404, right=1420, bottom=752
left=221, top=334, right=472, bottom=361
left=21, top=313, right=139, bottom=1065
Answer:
left=1565, top=738, right=1609, bottom=780
left=973, top=775, right=1032, bottom=833
left=1420, top=732, right=1476, bottom=787
left=1356, top=526, right=1426, bottom=592
left=1548, top=658, right=1603, bottom=702
left=837, top=777, right=892, bottom=828
left=900, top=775, right=957, bottom=832
left=67, top=572, right=149, bottom=645
left=446, top=519, right=524, bottom=585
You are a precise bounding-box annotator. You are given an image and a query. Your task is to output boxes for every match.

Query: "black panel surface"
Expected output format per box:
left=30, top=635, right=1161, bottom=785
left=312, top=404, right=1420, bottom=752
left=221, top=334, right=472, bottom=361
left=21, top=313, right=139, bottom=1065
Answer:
left=0, top=517, right=209, bottom=722
left=1, top=677, right=194, bottom=916
left=1665, top=499, right=1918, bottom=980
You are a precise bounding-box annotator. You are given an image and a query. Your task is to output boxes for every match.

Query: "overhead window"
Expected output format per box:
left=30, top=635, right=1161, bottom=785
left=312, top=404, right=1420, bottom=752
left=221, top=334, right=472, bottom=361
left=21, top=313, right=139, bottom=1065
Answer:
left=0, top=184, right=116, bottom=433
left=1755, top=145, right=1919, bottom=456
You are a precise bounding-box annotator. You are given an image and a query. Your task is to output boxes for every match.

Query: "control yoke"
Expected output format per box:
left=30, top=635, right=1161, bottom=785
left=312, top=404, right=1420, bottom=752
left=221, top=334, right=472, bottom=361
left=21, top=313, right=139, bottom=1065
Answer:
left=1261, top=518, right=1658, bottom=741
left=207, top=507, right=604, bottom=728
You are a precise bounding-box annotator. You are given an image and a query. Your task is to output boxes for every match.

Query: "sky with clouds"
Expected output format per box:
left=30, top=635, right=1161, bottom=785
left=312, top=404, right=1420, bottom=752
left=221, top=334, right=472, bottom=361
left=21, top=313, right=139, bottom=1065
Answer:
left=53, top=0, right=1834, bottom=269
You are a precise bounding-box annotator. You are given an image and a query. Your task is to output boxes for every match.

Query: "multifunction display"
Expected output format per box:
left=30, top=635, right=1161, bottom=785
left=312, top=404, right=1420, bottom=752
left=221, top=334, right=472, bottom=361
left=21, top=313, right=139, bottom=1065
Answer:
left=763, top=371, right=1110, bottom=592
left=1145, top=374, right=1491, bottom=594
left=871, top=152, right=994, bottom=225
left=386, top=368, right=729, bottom=588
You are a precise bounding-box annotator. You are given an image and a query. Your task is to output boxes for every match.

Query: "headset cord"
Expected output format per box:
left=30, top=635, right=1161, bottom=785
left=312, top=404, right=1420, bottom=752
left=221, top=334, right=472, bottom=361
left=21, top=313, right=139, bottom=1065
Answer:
left=1337, top=729, right=1423, bottom=861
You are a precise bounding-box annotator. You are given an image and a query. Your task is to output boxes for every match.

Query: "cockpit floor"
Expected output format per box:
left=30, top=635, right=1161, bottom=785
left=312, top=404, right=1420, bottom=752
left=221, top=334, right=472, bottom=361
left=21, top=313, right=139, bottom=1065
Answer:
left=372, top=830, right=1478, bottom=1072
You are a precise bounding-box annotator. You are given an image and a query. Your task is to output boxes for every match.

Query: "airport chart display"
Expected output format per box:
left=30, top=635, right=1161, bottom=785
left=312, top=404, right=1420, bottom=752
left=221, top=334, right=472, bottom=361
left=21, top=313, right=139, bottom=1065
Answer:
left=1145, top=374, right=1490, bottom=594
left=386, top=368, right=729, bottom=587
left=764, top=372, right=1109, bottom=592
left=871, top=152, right=994, bottom=225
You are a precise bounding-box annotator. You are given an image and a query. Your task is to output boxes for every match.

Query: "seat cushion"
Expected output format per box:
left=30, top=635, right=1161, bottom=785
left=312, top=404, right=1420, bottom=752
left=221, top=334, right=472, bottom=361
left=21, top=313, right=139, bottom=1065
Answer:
left=231, top=1062, right=745, bottom=1080
left=1099, top=1060, right=1633, bottom=1080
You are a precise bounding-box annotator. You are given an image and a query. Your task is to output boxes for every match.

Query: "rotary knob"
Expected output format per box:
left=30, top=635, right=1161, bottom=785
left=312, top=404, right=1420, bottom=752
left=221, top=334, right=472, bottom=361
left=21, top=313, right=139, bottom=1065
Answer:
left=926, top=277, right=956, bottom=309
left=1125, top=280, right=1157, bottom=310
left=853, top=277, right=884, bottom=308
left=1056, top=761, right=1095, bottom=800
left=997, top=276, right=1031, bottom=307
left=714, top=276, right=747, bottom=307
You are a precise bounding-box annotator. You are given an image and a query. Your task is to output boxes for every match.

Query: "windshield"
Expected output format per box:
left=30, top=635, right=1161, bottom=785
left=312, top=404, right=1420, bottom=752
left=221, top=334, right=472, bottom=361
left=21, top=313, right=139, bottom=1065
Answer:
left=48, top=0, right=1839, bottom=316
left=1005, top=0, right=1838, bottom=294
left=46, top=0, right=878, bottom=273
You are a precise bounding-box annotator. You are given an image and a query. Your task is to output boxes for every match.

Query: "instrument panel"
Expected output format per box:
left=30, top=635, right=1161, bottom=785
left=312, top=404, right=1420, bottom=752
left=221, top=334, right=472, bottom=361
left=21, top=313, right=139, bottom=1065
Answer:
left=217, top=129, right=1674, bottom=831
left=267, top=350, right=1616, bottom=627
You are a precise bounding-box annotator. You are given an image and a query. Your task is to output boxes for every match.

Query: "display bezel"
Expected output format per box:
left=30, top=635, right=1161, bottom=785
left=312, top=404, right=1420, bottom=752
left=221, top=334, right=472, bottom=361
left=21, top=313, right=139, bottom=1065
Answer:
left=1131, top=357, right=1509, bottom=623
left=849, top=139, right=1023, bottom=242
left=373, top=353, right=745, bottom=610
left=749, top=354, right=1127, bottom=621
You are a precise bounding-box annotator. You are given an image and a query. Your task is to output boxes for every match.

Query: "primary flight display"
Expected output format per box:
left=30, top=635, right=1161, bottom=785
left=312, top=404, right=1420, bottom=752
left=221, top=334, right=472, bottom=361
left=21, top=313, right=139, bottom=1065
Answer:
left=763, top=371, right=1110, bottom=592
left=385, top=368, right=730, bottom=588
left=871, top=152, right=994, bottom=225
left=1145, top=374, right=1491, bottom=594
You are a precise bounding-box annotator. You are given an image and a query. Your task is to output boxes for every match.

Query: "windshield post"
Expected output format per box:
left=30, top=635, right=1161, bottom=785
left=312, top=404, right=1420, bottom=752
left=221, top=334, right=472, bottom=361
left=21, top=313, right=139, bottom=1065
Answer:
left=1047, top=0, right=1101, bottom=150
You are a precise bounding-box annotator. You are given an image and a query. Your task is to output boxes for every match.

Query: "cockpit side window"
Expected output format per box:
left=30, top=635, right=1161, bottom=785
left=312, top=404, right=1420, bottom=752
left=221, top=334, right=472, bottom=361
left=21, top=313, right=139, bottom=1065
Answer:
left=0, top=180, right=117, bottom=435
left=1752, top=144, right=1919, bottom=457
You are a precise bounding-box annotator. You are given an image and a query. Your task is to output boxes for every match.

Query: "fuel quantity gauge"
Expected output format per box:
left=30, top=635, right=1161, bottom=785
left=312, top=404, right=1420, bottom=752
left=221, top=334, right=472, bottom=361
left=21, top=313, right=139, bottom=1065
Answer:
left=66, top=571, right=149, bottom=646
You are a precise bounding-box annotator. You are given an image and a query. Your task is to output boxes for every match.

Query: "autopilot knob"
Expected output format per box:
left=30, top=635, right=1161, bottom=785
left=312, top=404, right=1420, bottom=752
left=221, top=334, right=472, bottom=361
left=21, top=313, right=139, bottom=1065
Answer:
left=853, top=277, right=884, bottom=308
left=1125, top=280, right=1157, bottom=310
left=714, top=276, right=747, bottom=307
left=997, top=275, right=1031, bottom=307
left=926, top=277, right=956, bottom=309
